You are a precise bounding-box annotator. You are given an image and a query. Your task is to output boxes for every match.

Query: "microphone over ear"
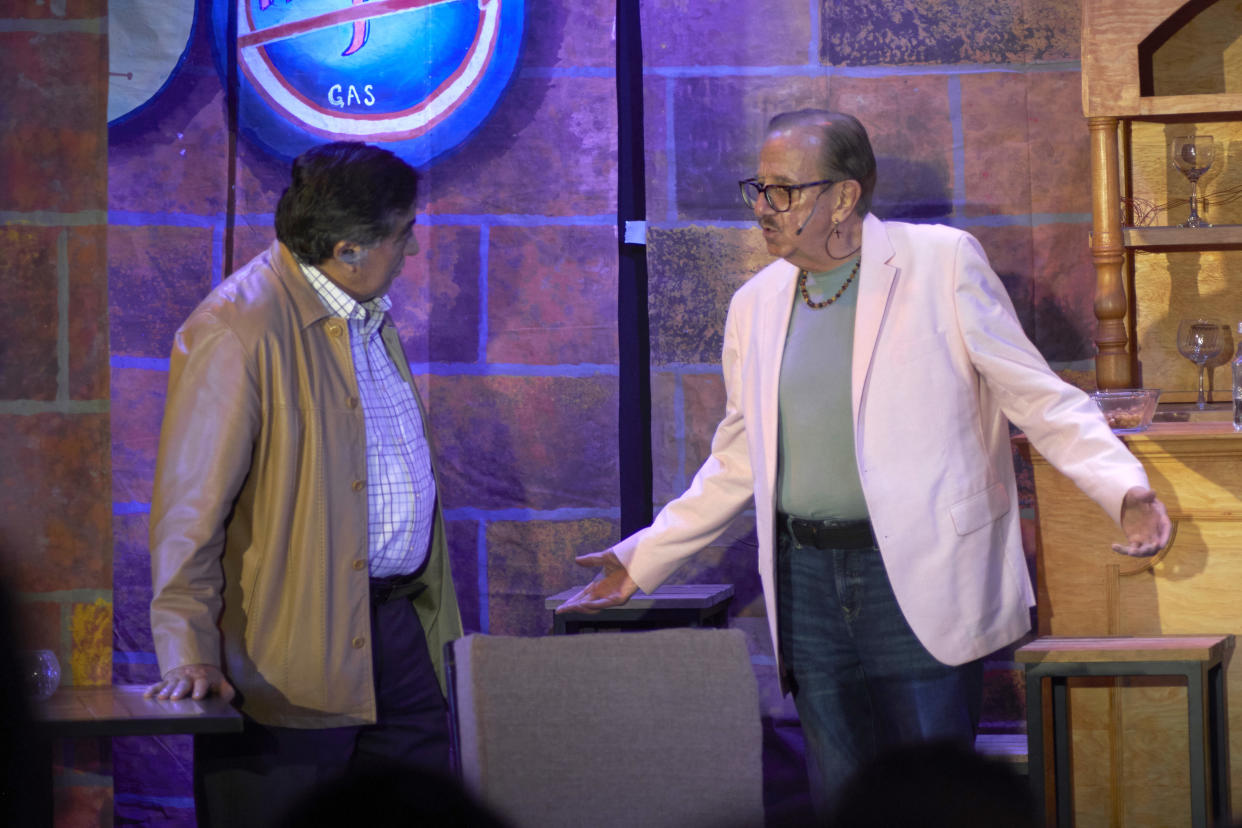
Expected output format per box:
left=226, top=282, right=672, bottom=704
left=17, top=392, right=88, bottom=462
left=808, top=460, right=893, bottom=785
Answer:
left=795, top=199, right=820, bottom=236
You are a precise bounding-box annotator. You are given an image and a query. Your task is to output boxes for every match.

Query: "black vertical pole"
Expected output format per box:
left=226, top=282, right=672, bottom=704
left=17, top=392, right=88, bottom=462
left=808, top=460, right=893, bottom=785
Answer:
left=224, top=0, right=239, bottom=277
left=616, top=0, right=652, bottom=535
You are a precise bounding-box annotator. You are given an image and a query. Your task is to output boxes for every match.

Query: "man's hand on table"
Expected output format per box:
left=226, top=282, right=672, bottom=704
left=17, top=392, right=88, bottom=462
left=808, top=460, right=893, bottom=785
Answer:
left=144, top=663, right=236, bottom=702
left=1114, top=486, right=1173, bottom=558
left=555, top=550, right=639, bottom=614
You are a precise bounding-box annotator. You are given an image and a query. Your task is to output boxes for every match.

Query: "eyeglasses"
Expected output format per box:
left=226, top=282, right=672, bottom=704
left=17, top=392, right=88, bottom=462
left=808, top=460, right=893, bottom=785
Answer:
left=739, top=178, right=836, bottom=212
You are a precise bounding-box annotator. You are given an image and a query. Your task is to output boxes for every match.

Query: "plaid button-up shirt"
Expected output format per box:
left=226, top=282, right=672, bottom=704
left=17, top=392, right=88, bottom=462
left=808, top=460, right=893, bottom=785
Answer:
left=301, top=262, right=434, bottom=578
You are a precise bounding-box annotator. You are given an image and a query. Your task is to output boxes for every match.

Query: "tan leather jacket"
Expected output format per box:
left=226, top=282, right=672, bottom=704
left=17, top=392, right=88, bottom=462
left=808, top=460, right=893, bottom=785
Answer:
left=149, top=240, right=463, bottom=728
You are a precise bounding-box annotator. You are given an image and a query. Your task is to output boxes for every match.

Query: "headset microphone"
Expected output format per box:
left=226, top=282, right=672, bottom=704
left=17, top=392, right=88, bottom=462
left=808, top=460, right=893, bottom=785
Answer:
left=795, top=198, right=820, bottom=236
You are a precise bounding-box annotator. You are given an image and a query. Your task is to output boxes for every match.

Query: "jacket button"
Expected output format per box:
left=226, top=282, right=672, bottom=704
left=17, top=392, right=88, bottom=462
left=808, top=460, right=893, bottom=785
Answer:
left=352, top=637, right=366, bottom=649
left=352, top=479, right=365, bottom=492
left=352, top=559, right=365, bottom=571
left=326, top=322, right=343, bottom=337
left=346, top=397, right=358, bottom=409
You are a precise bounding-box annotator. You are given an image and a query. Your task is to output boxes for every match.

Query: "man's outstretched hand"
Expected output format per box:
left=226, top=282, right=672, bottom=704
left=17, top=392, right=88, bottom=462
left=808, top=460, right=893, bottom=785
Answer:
left=554, top=550, right=639, bottom=614
left=1114, top=486, right=1173, bottom=557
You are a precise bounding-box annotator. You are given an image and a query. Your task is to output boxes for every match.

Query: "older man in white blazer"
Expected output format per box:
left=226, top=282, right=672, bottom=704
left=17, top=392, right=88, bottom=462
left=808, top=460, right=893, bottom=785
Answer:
left=559, top=110, right=1170, bottom=810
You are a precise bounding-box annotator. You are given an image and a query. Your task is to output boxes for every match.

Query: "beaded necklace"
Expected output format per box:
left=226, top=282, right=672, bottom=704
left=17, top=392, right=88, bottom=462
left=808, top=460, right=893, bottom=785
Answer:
left=797, top=257, right=860, bottom=309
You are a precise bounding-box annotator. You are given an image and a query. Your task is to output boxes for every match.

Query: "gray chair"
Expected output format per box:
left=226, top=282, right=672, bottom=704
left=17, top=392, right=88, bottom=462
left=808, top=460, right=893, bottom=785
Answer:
left=444, top=627, right=765, bottom=828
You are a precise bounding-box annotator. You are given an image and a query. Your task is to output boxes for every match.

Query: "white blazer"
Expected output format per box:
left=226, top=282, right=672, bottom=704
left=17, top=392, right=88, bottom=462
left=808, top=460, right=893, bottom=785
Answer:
left=614, top=214, right=1149, bottom=671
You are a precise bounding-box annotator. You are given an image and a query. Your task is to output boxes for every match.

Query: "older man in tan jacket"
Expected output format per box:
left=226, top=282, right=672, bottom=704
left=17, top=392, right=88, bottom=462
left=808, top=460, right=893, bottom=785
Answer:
left=146, top=142, right=462, bottom=827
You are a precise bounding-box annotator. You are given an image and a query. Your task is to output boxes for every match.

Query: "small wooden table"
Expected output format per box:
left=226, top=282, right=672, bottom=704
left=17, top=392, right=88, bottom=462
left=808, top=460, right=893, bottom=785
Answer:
left=545, top=583, right=734, bottom=634
left=32, top=684, right=243, bottom=822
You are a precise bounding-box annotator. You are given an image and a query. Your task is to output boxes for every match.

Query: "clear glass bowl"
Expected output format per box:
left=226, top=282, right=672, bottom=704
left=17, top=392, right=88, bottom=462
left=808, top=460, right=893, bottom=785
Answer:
left=1090, top=389, right=1161, bottom=433
left=21, top=649, right=61, bottom=701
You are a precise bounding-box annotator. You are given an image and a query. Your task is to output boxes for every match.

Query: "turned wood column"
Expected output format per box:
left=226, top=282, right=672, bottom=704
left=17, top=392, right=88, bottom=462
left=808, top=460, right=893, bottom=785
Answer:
left=1089, top=115, right=1132, bottom=389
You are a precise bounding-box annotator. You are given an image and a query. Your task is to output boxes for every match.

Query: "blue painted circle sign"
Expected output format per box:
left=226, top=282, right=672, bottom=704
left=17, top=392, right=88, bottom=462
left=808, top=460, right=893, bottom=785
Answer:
left=213, top=0, right=524, bottom=166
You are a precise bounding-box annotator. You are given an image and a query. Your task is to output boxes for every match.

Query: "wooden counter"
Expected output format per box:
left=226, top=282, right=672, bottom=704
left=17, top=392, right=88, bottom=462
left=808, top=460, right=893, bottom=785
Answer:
left=1023, top=420, right=1242, bottom=826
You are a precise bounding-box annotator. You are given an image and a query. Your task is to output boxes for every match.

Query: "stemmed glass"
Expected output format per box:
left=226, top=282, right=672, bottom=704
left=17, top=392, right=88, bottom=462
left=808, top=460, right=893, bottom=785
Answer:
left=1171, top=135, right=1215, bottom=228
left=1177, top=318, right=1224, bottom=410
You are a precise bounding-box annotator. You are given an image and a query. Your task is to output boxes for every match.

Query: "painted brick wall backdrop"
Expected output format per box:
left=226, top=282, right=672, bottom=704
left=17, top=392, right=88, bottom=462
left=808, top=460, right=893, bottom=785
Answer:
left=1, top=0, right=113, bottom=823
left=2, top=0, right=1106, bottom=824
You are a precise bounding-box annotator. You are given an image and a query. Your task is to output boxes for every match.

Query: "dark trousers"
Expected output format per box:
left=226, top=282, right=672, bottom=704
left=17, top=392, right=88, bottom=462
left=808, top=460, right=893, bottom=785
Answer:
left=194, top=597, right=449, bottom=828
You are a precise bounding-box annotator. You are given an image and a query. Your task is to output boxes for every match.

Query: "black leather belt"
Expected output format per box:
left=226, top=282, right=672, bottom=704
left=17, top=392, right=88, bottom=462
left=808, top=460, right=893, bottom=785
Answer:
left=778, top=513, right=876, bottom=550
left=370, top=574, right=426, bottom=605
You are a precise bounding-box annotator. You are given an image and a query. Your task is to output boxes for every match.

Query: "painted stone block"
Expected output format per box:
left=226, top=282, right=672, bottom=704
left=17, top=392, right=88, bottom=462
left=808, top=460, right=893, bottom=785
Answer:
left=108, top=49, right=228, bottom=215
left=69, top=597, right=111, bottom=685
left=12, top=598, right=59, bottom=653
left=6, top=0, right=105, bottom=18
left=961, top=73, right=1032, bottom=217
left=68, top=226, right=109, bottom=401
left=389, top=225, right=482, bottom=365
left=671, top=75, right=831, bottom=221
left=642, top=0, right=810, bottom=68
left=1026, top=71, right=1092, bottom=216
left=233, top=135, right=293, bottom=219
left=108, top=225, right=214, bottom=359
left=112, top=513, right=157, bottom=684
left=828, top=76, right=954, bottom=220
left=821, top=0, right=1077, bottom=65
left=0, top=225, right=60, bottom=401
left=682, top=371, right=726, bottom=474
left=663, top=513, right=763, bottom=619
left=1032, top=222, right=1097, bottom=363
left=649, top=371, right=680, bottom=505
left=110, top=366, right=165, bottom=505
left=968, top=224, right=1036, bottom=337
left=524, top=0, right=616, bottom=68
left=52, top=780, right=113, bottom=828
left=485, top=517, right=619, bottom=636
left=423, top=77, right=616, bottom=218
left=445, top=518, right=482, bottom=634
left=0, top=413, right=110, bottom=592
left=647, top=226, right=770, bottom=366
left=486, top=225, right=618, bottom=365
left=113, top=735, right=194, bottom=828
left=0, top=31, right=106, bottom=213
left=428, top=375, right=619, bottom=510
left=643, top=75, right=672, bottom=223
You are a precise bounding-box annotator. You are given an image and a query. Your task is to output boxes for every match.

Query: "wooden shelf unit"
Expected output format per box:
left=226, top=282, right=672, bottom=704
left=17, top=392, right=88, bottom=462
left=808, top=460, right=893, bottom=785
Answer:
left=1084, top=0, right=1242, bottom=391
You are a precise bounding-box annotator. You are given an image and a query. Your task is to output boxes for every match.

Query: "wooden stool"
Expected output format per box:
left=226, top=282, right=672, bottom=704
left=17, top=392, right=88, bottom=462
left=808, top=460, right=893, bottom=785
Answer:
left=545, top=583, right=733, bottom=634
left=1016, top=635, right=1233, bottom=827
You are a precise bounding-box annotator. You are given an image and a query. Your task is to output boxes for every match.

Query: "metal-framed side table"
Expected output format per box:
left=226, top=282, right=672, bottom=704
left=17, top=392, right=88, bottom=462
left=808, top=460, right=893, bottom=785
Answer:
left=545, top=583, right=734, bottom=635
left=32, top=684, right=243, bottom=824
left=1016, top=635, right=1233, bottom=828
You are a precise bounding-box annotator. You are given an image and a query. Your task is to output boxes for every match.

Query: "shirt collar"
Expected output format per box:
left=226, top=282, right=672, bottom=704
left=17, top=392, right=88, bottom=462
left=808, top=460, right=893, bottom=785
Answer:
left=298, top=261, right=392, bottom=322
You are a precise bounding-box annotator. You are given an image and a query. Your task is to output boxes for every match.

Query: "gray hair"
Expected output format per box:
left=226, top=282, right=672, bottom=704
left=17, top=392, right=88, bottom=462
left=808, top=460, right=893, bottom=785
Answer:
left=767, top=110, right=877, bottom=216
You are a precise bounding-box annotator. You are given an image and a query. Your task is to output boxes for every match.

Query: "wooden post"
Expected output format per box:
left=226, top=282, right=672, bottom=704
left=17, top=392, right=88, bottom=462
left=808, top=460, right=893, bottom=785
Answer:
left=1090, top=115, right=1132, bottom=389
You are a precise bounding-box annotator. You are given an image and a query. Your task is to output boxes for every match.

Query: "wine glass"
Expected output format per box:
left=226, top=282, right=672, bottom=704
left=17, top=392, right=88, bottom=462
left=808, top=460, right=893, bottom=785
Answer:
left=1177, top=318, right=1223, bottom=409
left=1171, top=135, right=1215, bottom=228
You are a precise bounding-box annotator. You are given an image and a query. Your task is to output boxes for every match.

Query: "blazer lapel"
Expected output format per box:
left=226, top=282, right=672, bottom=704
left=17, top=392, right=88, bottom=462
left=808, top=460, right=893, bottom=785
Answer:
left=852, top=214, right=897, bottom=430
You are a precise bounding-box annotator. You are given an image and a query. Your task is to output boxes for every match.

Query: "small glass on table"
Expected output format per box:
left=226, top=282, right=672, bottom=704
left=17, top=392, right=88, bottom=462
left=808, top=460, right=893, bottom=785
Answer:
left=1177, top=318, right=1224, bottom=410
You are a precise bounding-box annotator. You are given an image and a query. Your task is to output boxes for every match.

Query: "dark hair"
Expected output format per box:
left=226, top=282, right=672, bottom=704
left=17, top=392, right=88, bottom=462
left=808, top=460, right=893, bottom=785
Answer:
left=767, top=110, right=877, bottom=216
left=274, top=142, right=418, bottom=264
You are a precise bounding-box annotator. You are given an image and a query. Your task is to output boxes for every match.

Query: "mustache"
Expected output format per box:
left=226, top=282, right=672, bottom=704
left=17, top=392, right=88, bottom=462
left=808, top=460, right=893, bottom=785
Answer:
left=758, top=218, right=780, bottom=231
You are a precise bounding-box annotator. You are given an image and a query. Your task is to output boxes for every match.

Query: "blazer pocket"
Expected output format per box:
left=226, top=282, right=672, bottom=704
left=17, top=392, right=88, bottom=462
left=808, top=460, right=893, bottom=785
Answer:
left=949, top=482, right=1011, bottom=536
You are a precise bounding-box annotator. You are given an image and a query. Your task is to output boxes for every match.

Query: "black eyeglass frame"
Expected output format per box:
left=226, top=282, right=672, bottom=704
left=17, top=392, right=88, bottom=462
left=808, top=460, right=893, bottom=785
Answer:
left=738, top=177, right=837, bottom=212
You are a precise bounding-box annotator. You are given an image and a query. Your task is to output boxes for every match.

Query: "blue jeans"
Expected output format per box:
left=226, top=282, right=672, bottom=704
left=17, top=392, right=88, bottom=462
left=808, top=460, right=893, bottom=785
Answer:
left=776, top=525, right=982, bottom=813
